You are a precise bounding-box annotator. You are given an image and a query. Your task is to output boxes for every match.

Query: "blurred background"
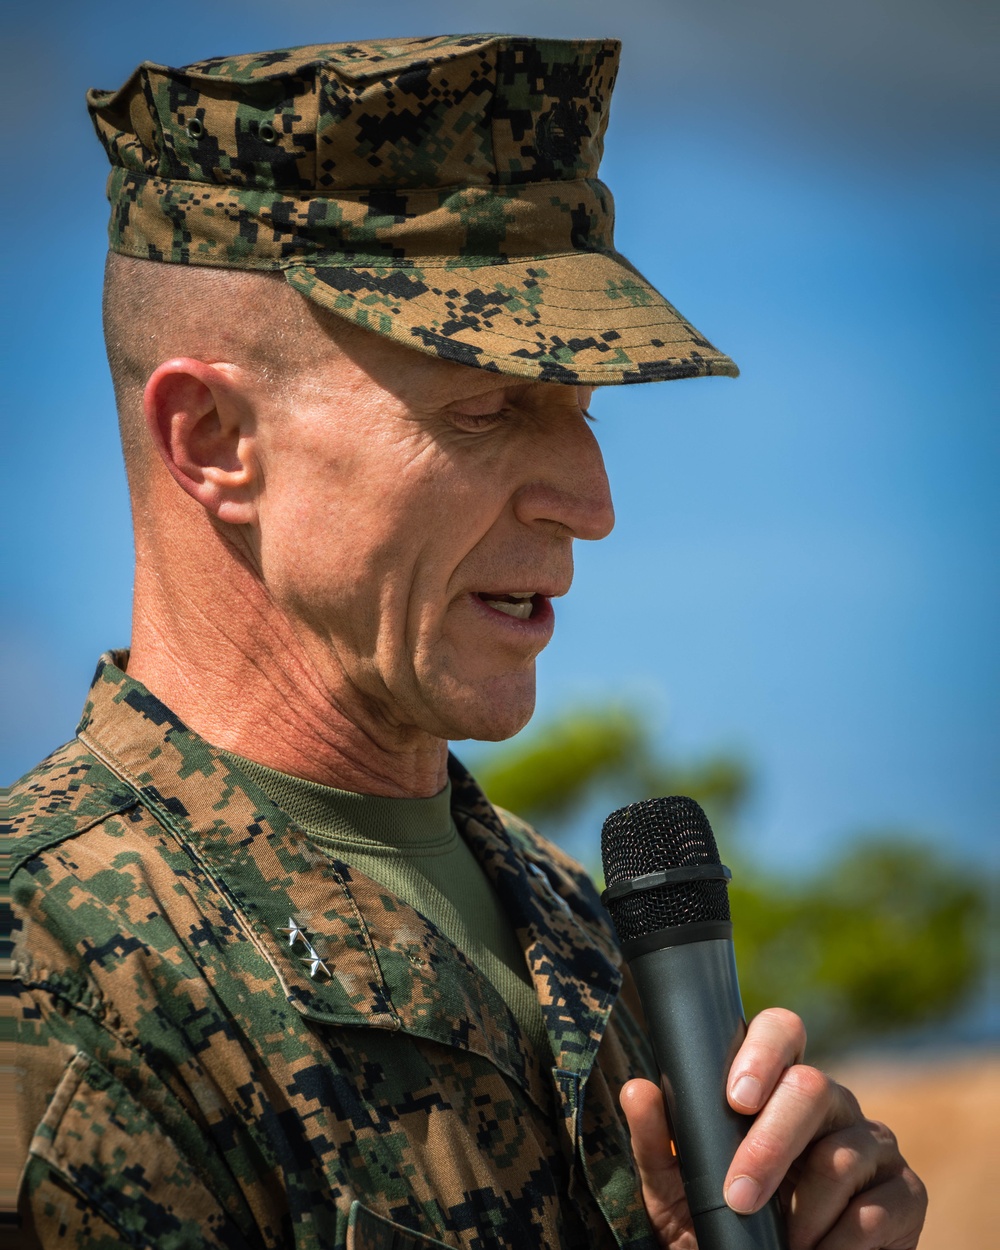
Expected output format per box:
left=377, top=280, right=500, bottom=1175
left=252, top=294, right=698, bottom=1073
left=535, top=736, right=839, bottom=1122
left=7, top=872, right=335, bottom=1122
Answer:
left=3, top=2, right=997, bottom=1242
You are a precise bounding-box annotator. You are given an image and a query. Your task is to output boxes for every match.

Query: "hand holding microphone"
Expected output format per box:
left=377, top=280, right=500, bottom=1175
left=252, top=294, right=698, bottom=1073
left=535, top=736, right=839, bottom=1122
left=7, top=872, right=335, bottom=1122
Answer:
left=601, top=797, right=927, bottom=1250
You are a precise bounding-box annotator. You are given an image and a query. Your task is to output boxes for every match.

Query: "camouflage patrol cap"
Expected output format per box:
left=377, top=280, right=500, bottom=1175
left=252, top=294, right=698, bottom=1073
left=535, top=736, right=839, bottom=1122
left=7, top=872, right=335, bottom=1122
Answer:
left=88, top=33, right=738, bottom=386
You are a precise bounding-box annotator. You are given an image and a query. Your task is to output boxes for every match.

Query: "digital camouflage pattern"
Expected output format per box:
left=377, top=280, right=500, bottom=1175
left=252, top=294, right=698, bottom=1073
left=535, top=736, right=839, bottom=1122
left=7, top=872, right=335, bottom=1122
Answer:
left=9, top=654, right=660, bottom=1249
left=88, top=34, right=738, bottom=386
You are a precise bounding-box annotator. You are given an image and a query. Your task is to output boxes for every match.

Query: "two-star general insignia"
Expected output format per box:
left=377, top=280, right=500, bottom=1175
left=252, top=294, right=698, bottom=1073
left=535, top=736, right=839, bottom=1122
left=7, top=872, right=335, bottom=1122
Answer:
left=279, top=917, right=330, bottom=980
left=280, top=918, right=307, bottom=948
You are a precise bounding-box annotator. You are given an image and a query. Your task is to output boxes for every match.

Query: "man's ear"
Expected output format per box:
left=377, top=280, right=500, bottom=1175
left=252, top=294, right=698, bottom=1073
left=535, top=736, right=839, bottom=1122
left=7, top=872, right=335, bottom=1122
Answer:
left=144, top=358, right=258, bottom=525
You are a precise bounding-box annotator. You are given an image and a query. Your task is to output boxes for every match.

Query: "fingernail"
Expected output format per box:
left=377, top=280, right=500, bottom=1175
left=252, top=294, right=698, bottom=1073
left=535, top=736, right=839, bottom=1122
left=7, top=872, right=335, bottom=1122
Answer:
left=726, top=1176, right=761, bottom=1214
left=731, top=1074, right=762, bottom=1110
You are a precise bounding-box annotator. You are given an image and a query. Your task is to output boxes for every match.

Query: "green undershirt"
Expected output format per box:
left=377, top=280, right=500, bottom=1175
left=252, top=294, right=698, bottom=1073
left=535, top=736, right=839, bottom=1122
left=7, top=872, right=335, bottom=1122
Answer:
left=228, top=755, right=548, bottom=1055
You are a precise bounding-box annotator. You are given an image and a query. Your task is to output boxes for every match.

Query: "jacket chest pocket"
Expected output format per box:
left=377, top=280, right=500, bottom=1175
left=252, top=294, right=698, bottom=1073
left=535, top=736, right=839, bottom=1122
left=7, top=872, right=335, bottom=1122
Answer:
left=348, top=1201, right=455, bottom=1249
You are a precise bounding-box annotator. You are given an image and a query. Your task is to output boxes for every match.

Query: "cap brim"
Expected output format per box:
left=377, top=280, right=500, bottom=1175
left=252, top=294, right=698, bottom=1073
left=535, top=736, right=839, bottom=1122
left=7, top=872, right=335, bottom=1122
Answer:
left=283, top=250, right=738, bottom=386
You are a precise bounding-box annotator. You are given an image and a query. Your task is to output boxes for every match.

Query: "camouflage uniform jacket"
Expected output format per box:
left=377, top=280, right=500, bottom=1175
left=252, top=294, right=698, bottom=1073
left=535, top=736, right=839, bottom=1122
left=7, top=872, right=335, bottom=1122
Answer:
left=9, top=654, right=660, bottom=1250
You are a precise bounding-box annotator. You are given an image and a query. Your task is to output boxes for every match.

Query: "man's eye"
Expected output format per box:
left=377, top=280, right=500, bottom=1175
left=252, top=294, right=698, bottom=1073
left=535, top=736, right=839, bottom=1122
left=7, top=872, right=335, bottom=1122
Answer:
left=448, top=408, right=511, bottom=430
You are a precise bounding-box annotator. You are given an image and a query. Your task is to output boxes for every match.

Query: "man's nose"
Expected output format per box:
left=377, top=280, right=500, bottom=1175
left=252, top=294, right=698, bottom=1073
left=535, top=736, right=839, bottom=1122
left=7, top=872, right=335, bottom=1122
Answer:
left=513, top=412, right=615, bottom=541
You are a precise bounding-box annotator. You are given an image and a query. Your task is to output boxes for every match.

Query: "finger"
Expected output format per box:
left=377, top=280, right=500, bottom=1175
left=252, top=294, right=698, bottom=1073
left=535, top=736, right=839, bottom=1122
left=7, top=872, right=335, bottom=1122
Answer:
left=619, top=1079, right=692, bottom=1245
left=728, top=1007, right=808, bottom=1114
left=814, top=1170, right=928, bottom=1250
left=619, top=1079, right=680, bottom=1197
left=783, top=1118, right=899, bottom=1248
left=724, top=1066, right=857, bottom=1214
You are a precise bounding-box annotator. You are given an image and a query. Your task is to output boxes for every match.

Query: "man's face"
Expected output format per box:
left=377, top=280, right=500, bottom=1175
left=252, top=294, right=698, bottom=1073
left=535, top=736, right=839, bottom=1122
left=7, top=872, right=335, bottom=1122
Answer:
left=251, top=318, right=614, bottom=746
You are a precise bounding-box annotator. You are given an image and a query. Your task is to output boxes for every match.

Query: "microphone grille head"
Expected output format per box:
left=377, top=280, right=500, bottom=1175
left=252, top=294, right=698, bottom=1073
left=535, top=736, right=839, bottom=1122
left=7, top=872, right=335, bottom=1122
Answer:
left=601, top=796, right=731, bottom=942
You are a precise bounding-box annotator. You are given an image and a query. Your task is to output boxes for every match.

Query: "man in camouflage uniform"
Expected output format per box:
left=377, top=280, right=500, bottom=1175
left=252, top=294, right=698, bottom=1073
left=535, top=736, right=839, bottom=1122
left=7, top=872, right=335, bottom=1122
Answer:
left=8, top=35, right=926, bottom=1250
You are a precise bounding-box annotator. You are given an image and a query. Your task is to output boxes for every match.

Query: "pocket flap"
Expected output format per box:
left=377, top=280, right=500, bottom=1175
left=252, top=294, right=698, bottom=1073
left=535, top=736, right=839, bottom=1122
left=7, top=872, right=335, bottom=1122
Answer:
left=348, top=1200, right=454, bottom=1250
left=22, top=1051, right=248, bottom=1249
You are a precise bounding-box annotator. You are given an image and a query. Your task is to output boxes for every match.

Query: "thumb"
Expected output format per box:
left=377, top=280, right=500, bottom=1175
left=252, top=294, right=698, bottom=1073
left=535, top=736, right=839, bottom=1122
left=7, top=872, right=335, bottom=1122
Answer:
left=620, top=1079, right=694, bottom=1249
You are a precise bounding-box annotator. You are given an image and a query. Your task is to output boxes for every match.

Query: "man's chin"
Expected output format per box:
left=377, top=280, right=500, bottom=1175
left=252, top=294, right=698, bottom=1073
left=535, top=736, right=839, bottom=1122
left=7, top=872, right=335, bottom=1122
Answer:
left=432, top=675, right=537, bottom=744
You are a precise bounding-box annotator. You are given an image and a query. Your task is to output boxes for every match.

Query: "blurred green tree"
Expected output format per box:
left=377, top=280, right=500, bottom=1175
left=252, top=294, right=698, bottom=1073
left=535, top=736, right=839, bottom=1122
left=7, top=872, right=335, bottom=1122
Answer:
left=473, top=704, right=750, bottom=834
left=471, top=706, right=990, bottom=1056
left=731, top=839, right=987, bottom=1054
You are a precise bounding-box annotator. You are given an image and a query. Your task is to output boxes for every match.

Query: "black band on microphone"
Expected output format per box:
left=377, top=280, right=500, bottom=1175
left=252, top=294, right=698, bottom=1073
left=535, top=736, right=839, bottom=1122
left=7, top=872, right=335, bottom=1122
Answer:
left=621, top=919, right=734, bottom=960
left=601, top=862, right=732, bottom=908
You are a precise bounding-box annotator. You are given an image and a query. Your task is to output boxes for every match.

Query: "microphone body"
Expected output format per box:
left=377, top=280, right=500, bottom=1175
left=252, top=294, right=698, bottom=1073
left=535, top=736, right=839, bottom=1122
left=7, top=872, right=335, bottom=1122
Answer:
left=602, top=798, right=787, bottom=1250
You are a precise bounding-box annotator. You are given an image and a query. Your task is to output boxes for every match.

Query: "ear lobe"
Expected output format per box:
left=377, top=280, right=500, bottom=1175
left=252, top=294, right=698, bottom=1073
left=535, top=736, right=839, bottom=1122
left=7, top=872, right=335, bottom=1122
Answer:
left=144, top=358, right=258, bottom=525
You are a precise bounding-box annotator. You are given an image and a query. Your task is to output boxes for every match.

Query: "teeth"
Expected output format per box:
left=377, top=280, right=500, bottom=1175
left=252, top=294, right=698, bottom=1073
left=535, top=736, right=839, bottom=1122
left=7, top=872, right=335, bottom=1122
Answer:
left=484, top=599, right=533, bottom=619
left=480, top=593, right=535, bottom=620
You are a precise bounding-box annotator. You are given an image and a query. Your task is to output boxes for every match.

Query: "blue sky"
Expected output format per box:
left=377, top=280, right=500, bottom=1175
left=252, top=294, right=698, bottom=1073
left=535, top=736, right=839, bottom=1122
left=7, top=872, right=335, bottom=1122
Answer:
left=3, top=0, right=997, bottom=876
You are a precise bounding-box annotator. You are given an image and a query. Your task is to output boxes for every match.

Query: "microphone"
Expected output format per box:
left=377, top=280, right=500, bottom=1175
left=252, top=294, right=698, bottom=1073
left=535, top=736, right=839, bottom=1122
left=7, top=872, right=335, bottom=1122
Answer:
left=601, top=797, right=787, bottom=1250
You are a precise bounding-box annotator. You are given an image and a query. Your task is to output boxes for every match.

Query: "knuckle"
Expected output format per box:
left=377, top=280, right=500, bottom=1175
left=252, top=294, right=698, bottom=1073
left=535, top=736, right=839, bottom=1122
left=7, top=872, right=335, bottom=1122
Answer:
left=783, top=1063, right=832, bottom=1106
left=837, top=1082, right=864, bottom=1122
left=906, top=1166, right=929, bottom=1214
left=807, top=1132, right=867, bottom=1186
left=847, top=1173, right=928, bottom=1246
left=853, top=1195, right=894, bottom=1239
left=739, top=1126, right=787, bottom=1176
left=867, top=1116, right=899, bottom=1154
left=755, top=1006, right=808, bottom=1052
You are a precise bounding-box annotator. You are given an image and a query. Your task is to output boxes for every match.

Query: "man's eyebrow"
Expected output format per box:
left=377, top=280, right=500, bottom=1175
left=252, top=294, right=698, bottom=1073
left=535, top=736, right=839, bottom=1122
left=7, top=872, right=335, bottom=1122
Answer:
left=445, top=380, right=542, bottom=408
left=442, top=387, right=513, bottom=412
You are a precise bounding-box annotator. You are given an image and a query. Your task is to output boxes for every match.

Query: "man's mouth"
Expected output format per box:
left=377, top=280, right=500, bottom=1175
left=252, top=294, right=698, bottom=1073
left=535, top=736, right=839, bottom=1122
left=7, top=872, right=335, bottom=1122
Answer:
left=475, top=591, right=537, bottom=620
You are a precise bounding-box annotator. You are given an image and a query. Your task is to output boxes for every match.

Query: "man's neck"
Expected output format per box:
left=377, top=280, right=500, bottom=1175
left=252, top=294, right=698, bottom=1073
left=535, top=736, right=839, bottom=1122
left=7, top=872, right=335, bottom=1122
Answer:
left=127, top=569, right=449, bottom=800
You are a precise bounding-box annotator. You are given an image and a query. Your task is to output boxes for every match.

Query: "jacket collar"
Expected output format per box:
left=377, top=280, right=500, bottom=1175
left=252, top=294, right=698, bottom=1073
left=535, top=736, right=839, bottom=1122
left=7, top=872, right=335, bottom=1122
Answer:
left=78, top=653, right=622, bottom=1105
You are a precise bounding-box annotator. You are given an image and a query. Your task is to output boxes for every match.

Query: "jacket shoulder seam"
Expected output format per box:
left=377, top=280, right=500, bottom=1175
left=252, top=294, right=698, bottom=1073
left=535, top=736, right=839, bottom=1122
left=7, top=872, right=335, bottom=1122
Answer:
left=9, top=738, right=141, bottom=875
